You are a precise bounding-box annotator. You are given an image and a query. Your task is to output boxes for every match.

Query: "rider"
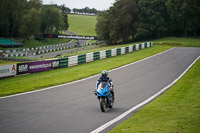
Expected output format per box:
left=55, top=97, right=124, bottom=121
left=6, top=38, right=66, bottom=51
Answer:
left=94, top=70, right=114, bottom=100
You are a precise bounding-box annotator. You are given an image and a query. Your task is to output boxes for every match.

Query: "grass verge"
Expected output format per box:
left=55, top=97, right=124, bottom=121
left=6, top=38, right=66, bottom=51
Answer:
left=0, top=45, right=172, bottom=97
left=0, top=60, right=18, bottom=65
left=109, top=57, right=200, bottom=133
left=154, top=37, right=200, bottom=47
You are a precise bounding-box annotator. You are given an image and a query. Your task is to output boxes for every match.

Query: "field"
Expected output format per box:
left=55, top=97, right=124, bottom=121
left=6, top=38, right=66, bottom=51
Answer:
left=68, top=14, right=97, bottom=36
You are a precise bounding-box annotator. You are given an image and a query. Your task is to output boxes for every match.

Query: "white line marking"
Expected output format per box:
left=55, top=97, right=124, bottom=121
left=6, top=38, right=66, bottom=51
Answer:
left=0, top=48, right=174, bottom=100
left=90, top=55, right=200, bottom=133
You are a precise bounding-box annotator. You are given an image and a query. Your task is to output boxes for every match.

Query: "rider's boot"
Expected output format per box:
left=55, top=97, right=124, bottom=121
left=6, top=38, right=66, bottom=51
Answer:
left=110, top=90, right=115, bottom=101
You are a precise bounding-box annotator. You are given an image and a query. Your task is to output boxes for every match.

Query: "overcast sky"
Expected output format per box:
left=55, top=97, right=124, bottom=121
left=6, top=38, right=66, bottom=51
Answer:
left=42, top=0, right=116, bottom=10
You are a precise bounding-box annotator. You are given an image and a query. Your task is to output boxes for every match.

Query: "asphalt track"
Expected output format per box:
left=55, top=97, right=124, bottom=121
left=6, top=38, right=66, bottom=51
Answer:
left=0, top=47, right=200, bottom=133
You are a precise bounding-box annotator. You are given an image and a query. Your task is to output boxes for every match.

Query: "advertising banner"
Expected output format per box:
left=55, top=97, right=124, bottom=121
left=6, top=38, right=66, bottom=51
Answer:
left=58, top=35, right=97, bottom=40
left=43, top=34, right=98, bottom=40
left=0, top=64, right=17, bottom=78
left=17, top=63, right=29, bottom=74
left=17, top=60, right=59, bottom=75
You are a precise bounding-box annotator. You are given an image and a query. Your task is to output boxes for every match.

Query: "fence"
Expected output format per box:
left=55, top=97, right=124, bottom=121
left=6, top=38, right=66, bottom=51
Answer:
left=0, top=42, right=153, bottom=78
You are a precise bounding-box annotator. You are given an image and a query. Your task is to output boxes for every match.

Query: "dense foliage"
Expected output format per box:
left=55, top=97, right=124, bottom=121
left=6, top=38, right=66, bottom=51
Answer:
left=96, top=0, right=200, bottom=44
left=0, top=0, right=69, bottom=41
left=72, top=7, right=98, bottom=15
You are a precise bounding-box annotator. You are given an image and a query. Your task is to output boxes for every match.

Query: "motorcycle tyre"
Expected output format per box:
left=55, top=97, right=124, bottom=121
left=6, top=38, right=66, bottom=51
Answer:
left=100, top=98, right=106, bottom=112
left=109, top=101, right=113, bottom=108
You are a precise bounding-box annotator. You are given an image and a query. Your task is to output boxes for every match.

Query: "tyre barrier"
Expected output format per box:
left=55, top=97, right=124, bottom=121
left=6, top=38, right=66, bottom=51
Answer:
left=1, top=40, right=75, bottom=57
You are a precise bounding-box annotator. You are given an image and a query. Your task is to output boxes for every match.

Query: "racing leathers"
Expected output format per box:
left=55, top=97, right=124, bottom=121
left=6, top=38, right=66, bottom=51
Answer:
left=95, top=76, right=114, bottom=100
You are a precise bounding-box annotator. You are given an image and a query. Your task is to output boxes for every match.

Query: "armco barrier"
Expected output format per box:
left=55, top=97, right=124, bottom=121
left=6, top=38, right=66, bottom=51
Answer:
left=0, top=42, right=153, bottom=78
left=1, top=40, right=75, bottom=57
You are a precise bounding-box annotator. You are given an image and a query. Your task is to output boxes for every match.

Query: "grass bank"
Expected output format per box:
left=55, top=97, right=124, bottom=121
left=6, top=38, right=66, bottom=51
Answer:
left=154, top=37, right=200, bottom=47
left=109, top=57, right=200, bottom=133
left=68, top=14, right=97, bottom=36
left=0, top=45, right=172, bottom=97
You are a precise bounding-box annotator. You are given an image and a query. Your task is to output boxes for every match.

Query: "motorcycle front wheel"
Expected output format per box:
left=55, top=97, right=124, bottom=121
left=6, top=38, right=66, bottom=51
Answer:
left=100, top=98, right=106, bottom=112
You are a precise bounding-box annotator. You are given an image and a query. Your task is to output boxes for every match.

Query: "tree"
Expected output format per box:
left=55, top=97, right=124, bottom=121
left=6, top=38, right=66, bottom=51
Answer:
left=166, top=0, right=200, bottom=37
left=41, top=6, right=65, bottom=33
left=62, top=13, right=69, bottom=30
left=96, top=11, right=110, bottom=42
left=134, top=0, right=168, bottom=40
left=0, top=0, right=27, bottom=37
left=166, top=0, right=186, bottom=36
left=20, top=8, right=41, bottom=40
left=96, top=0, right=138, bottom=44
left=186, top=0, right=200, bottom=37
left=60, top=4, right=71, bottom=13
left=27, top=0, right=42, bottom=10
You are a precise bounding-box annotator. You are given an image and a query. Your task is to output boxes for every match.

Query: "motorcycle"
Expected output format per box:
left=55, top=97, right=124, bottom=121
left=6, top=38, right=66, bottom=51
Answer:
left=95, top=81, right=114, bottom=112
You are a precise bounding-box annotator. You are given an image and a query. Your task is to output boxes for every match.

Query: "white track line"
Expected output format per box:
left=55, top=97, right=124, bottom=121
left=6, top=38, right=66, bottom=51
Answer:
left=90, top=55, right=200, bottom=133
left=0, top=48, right=174, bottom=100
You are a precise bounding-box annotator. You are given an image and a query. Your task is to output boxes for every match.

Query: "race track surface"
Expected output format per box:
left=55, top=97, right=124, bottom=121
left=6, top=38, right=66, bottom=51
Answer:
left=0, top=47, right=199, bottom=133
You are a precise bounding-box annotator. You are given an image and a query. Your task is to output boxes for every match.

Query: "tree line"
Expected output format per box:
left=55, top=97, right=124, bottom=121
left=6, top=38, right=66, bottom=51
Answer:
left=72, top=7, right=98, bottom=15
left=96, top=0, right=200, bottom=44
left=0, top=0, right=69, bottom=41
left=44, top=5, right=99, bottom=15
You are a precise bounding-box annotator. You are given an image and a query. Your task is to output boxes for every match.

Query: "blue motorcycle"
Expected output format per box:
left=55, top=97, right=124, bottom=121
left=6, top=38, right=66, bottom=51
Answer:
left=96, top=81, right=114, bottom=112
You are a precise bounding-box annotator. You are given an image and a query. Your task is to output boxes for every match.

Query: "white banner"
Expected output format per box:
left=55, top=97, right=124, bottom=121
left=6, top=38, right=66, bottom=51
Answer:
left=0, top=64, right=17, bottom=78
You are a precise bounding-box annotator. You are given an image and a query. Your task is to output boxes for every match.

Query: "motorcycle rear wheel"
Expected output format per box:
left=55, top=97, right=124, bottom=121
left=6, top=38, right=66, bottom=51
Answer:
left=109, top=101, right=113, bottom=108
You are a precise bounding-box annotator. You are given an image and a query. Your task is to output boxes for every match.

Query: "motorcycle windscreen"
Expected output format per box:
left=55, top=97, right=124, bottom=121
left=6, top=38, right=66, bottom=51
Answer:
left=98, top=82, right=108, bottom=90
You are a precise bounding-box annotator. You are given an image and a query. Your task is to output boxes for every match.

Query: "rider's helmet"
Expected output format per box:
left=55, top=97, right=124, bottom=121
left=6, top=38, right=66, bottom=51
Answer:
left=101, top=70, right=108, bottom=77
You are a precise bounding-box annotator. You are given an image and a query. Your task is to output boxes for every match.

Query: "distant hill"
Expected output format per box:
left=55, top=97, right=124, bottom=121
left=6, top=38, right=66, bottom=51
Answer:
left=68, top=14, right=97, bottom=36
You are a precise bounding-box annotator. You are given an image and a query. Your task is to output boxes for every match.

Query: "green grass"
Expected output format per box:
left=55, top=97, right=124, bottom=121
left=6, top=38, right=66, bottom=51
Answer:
left=154, top=37, right=200, bottom=47
left=0, top=45, right=172, bottom=96
left=68, top=14, right=97, bottom=36
left=0, top=60, right=18, bottom=65
left=109, top=58, right=200, bottom=133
